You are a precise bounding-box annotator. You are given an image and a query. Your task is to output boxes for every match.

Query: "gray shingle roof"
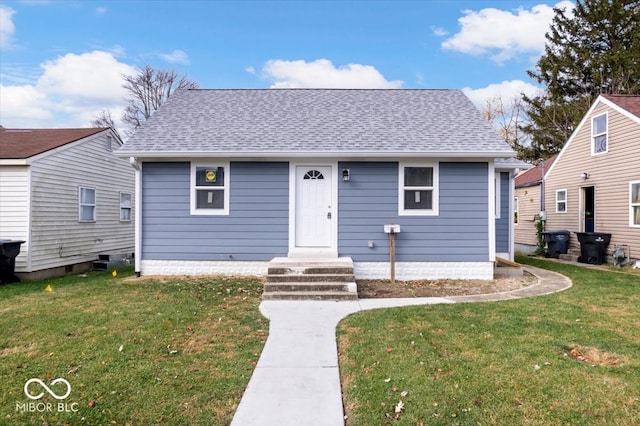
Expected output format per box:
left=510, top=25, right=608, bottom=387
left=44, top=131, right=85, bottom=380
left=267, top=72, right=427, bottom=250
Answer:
left=117, top=89, right=514, bottom=157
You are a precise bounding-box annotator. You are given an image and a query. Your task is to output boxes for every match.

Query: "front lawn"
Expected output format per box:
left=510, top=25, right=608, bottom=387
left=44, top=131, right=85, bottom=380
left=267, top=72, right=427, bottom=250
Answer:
left=338, top=257, right=640, bottom=425
left=0, top=268, right=267, bottom=425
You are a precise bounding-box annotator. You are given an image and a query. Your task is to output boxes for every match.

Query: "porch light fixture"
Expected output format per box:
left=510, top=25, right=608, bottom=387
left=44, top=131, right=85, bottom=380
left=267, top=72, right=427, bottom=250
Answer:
left=581, top=172, right=589, bottom=180
left=342, top=169, right=350, bottom=182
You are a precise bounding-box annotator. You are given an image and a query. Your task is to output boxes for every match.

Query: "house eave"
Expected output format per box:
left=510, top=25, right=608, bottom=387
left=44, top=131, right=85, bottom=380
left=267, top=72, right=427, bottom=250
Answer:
left=115, top=150, right=516, bottom=159
left=515, top=180, right=542, bottom=189
left=0, top=159, right=30, bottom=165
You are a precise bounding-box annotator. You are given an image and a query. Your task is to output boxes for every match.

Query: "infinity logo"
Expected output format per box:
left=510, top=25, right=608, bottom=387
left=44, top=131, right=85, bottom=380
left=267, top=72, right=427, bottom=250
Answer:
left=24, top=378, right=71, bottom=400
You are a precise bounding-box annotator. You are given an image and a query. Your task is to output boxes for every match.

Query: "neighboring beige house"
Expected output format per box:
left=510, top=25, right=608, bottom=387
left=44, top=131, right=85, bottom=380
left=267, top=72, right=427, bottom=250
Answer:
left=543, top=94, right=640, bottom=264
left=514, top=156, right=556, bottom=253
left=0, top=128, right=135, bottom=279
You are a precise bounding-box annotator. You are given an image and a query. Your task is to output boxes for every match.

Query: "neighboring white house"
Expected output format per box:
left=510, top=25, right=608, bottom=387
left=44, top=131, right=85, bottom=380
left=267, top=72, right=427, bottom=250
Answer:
left=0, top=127, right=135, bottom=279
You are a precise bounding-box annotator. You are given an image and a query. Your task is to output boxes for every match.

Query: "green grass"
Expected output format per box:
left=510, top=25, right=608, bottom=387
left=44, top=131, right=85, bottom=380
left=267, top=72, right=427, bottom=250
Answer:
left=338, top=257, right=640, bottom=425
left=0, top=267, right=267, bottom=425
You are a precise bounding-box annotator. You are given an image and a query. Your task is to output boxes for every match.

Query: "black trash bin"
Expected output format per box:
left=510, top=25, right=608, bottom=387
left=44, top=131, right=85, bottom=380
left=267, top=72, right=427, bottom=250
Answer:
left=575, top=232, right=611, bottom=265
left=542, top=230, right=570, bottom=258
left=0, top=240, right=25, bottom=284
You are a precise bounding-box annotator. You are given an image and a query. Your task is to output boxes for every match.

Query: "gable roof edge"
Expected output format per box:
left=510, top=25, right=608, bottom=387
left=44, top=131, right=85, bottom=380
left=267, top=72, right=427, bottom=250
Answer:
left=598, top=95, right=640, bottom=123
left=545, top=95, right=638, bottom=178
left=26, top=128, right=119, bottom=164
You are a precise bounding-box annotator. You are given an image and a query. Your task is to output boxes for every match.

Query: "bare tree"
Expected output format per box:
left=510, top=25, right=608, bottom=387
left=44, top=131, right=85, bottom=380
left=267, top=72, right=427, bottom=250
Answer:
left=90, top=108, right=116, bottom=129
left=122, top=65, right=199, bottom=135
left=90, top=108, right=123, bottom=140
left=481, top=95, right=536, bottom=160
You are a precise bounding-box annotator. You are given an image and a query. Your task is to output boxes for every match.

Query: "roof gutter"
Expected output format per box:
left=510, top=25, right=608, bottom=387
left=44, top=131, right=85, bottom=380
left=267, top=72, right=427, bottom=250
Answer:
left=0, top=159, right=30, bottom=165
left=114, top=150, right=516, bottom=159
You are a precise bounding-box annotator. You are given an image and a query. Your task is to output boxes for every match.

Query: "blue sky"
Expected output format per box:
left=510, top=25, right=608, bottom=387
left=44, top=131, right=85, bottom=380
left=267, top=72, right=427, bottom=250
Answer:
left=0, top=0, right=574, bottom=130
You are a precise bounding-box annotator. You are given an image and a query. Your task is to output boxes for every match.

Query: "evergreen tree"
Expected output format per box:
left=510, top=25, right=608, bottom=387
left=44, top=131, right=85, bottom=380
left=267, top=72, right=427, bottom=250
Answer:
left=522, top=0, right=640, bottom=160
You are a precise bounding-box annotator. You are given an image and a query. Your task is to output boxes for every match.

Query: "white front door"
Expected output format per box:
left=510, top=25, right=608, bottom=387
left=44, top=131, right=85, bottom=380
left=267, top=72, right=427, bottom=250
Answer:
left=295, top=166, right=332, bottom=248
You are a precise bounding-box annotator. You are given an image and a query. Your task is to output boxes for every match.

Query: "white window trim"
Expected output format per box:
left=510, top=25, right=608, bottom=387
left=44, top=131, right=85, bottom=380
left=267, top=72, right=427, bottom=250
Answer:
left=556, top=189, right=567, bottom=213
left=631, top=181, right=640, bottom=228
left=190, top=161, right=230, bottom=216
left=591, top=112, right=608, bottom=155
left=120, top=192, right=132, bottom=222
left=78, top=186, right=96, bottom=222
left=398, top=162, right=439, bottom=216
left=514, top=196, right=519, bottom=225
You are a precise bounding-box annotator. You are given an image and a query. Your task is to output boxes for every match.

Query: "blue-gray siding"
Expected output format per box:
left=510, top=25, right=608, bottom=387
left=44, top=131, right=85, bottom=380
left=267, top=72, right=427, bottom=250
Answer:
left=142, top=162, right=289, bottom=260
left=495, top=172, right=510, bottom=253
left=338, top=162, right=489, bottom=262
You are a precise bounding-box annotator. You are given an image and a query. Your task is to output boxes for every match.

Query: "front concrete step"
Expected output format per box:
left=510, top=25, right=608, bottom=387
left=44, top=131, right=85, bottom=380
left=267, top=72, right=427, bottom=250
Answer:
left=268, top=267, right=354, bottom=275
left=559, top=248, right=581, bottom=262
left=264, top=281, right=356, bottom=293
left=263, top=257, right=357, bottom=301
left=266, top=273, right=355, bottom=283
left=262, top=290, right=358, bottom=301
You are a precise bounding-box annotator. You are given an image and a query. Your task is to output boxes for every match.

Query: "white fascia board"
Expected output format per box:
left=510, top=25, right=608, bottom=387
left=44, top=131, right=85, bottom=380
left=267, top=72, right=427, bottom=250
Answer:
left=496, top=159, right=533, bottom=170
left=114, top=150, right=516, bottom=159
left=0, top=159, right=29, bottom=165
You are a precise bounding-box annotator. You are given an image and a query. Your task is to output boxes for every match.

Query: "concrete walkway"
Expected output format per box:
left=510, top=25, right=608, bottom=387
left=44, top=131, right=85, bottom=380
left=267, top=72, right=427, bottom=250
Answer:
left=230, top=266, right=572, bottom=426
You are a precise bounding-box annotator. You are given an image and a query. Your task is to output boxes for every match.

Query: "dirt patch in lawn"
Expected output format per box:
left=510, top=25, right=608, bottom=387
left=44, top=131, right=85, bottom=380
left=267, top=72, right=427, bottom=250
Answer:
left=566, top=345, right=624, bottom=366
left=357, top=272, right=537, bottom=298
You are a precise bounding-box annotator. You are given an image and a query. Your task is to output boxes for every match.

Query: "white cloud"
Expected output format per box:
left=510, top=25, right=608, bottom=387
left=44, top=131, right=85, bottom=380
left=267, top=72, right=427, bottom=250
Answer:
left=462, top=80, right=541, bottom=110
left=0, top=85, right=52, bottom=127
left=430, top=26, right=448, bottom=37
left=0, top=5, right=16, bottom=49
left=159, top=49, right=190, bottom=65
left=442, top=1, right=574, bottom=64
left=261, top=59, right=403, bottom=89
left=95, top=6, right=107, bottom=14
left=38, top=51, right=135, bottom=101
left=0, top=50, right=137, bottom=129
left=245, top=66, right=256, bottom=74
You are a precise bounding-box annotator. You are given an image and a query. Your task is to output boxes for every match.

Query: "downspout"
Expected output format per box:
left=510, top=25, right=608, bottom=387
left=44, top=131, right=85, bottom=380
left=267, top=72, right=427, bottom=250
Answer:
left=539, top=159, right=546, bottom=222
left=129, top=157, right=142, bottom=277
left=509, top=169, right=517, bottom=261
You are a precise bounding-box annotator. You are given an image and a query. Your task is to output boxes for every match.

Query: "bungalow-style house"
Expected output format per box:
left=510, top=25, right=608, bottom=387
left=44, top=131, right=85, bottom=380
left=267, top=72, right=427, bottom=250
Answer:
left=0, top=127, right=135, bottom=279
left=514, top=156, right=556, bottom=253
left=543, top=94, right=640, bottom=264
left=116, top=89, right=521, bottom=281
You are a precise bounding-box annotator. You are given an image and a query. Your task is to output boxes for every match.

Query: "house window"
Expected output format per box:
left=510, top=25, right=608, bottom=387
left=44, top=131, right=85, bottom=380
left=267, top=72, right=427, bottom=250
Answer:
left=190, top=162, right=229, bottom=215
left=631, top=181, right=640, bottom=227
left=79, top=186, right=96, bottom=222
left=399, top=163, right=439, bottom=216
left=556, top=189, right=567, bottom=213
left=514, top=197, right=519, bottom=224
left=592, top=113, right=608, bottom=155
left=120, top=192, right=132, bottom=222
left=304, top=170, right=324, bottom=180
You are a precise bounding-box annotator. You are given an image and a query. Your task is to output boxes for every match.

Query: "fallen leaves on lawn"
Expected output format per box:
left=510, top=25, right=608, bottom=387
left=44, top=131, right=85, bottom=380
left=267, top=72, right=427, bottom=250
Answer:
left=565, top=345, right=621, bottom=366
